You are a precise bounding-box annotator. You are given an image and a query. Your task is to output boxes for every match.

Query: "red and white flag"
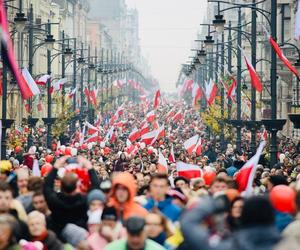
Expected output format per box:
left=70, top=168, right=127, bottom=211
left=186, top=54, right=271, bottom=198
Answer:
left=193, top=138, right=203, bottom=156
left=146, top=110, right=156, bottom=123
left=192, top=83, right=202, bottom=106
left=0, top=1, right=34, bottom=100
left=50, top=78, right=67, bottom=93
left=154, top=124, right=165, bottom=142
left=68, top=87, right=77, bottom=99
left=140, top=122, right=150, bottom=136
left=172, top=110, right=183, bottom=122
left=141, top=130, right=157, bottom=145
left=240, top=47, right=263, bottom=92
left=235, top=141, right=266, bottom=196
left=263, top=26, right=299, bottom=78
left=260, top=128, right=268, bottom=142
left=176, top=161, right=203, bottom=179
left=85, top=121, right=99, bottom=135
left=105, top=126, right=115, bottom=142
left=90, top=87, right=98, bottom=106
left=153, top=89, right=161, bottom=109
left=205, top=79, right=218, bottom=105
left=227, top=76, right=237, bottom=102
left=21, top=68, right=40, bottom=96
left=36, top=74, right=51, bottom=86
left=85, top=132, right=102, bottom=143
left=128, top=127, right=141, bottom=142
left=158, top=151, right=168, bottom=173
left=169, top=144, right=175, bottom=163
left=184, top=135, right=199, bottom=155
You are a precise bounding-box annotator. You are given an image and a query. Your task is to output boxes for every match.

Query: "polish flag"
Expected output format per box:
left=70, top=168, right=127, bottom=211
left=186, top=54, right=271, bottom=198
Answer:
left=192, top=83, right=202, bottom=106
left=172, top=110, right=184, bottom=122
left=184, top=135, right=199, bottom=155
left=50, top=78, right=67, bottom=93
left=153, top=89, right=161, bottom=109
left=36, top=74, right=51, bottom=86
left=153, top=121, right=159, bottom=130
left=193, top=138, right=203, bottom=156
left=85, top=132, right=102, bottom=143
left=0, top=0, right=34, bottom=100
left=295, top=0, right=300, bottom=40
left=21, top=68, right=41, bottom=96
left=68, top=87, right=77, bottom=98
left=227, top=76, right=237, bottom=102
left=128, top=127, right=141, bottom=142
left=240, top=47, right=263, bottom=92
left=260, top=129, right=268, bottom=142
left=79, top=124, right=86, bottom=146
left=85, top=121, right=99, bottom=135
left=140, top=122, right=150, bottom=136
left=168, top=144, right=175, bottom=163
left=158, top=151, right=168, bottom=173
left=84, top=88, right=91, bottom=103
left=153, top=124, right=165, bottom=142
left=235, top=141, right=266, bottom=195
left=90, top=88, right=98, bottom=106
left=146, top=110, right=156, bottom=123
left=176, top=161, right=203, bottom=179
left=263, top=26, right=299, bottom=78
left=182, top=79, right=194, bottom=93
left=141, top=130, right=157, bottom=145
left=205, top=79, right=218, bottom=105
left=105, top=126, right=115, bottom=143
left=126, top=139, right=137, bottom=155
left=116, top=104, right=125, bottom=117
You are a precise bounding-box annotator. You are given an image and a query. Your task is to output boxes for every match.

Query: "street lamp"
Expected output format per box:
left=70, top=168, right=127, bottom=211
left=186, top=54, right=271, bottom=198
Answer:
left=197, top=49, right=206, bottom=64
left=14, top=12, right=27, bottom=32
left=44, top=34, right=55, bottom=50
left=204, top=35, right=214, bottom=52
left=64, top=48, right=73, bottom=62
left=213, top=14, right=226, bottom=34
left=77, top=57, right=86, bottom=69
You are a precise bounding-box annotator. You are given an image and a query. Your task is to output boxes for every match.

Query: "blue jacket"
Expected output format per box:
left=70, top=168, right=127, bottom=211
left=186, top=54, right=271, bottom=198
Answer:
left=144, top=197, right=182, bottom=222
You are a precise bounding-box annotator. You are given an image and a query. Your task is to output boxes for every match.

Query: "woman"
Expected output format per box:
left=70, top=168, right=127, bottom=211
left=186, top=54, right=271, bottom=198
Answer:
left=113, top=153, right=128, bottom=172
left=227, top=197, right=244, bottom=231
left=145, top=212, right=173, bottom=247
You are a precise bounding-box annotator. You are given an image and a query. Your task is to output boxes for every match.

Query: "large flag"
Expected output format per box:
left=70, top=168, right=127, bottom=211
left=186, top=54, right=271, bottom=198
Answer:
left=192, top=83, right=202, bottom=106
left=193, top=138, right=202, bottom=156
left=240, top=47, right=263, bottom=92
left=158, top=151, right=168, bottom=173
left=50, top=78, right=67, bottom=93
left=205, top=79, right=218, bottom=105
left=168, top=144, right=175, bottom=163
left=36, top=74, right=51, bottom=86
left=235, top=141, right=266, bottom=196
left=140, top=130, right=157, bottom=145
left=176, top=161, right=203, bottom=179
left=263, top=26, right=299, bottom=78
left=128, top=127, right=141, bottom=142
left=0, top=1, right=34, bottom=99
left=21, top=68, right=40, bottom=96
left=85, top=121, right=99, bottom=135
left=296, top=0, right=300, bottom=40
left=140, top=122, right=150, bottom=136
left=153, top=89, right=161, bottom=109
left=184, top=135, right=199, bottom=155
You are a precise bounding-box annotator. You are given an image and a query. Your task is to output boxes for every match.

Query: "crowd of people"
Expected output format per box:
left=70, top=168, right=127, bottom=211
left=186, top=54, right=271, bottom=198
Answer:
left=0, top=101, right=300, bottom=250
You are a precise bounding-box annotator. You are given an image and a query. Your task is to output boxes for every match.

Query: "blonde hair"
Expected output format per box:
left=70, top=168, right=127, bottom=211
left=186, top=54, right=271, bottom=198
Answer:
left=28, top=211, right=46, bottom=225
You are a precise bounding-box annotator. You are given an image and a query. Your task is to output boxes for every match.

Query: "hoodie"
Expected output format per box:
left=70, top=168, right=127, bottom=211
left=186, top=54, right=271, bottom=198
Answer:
left=109, top=172, right=148, bottom=221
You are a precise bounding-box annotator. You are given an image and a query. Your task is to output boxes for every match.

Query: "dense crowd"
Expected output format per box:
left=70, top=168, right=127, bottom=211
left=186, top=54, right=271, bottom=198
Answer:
left=1, top=101, right=300, bottom=250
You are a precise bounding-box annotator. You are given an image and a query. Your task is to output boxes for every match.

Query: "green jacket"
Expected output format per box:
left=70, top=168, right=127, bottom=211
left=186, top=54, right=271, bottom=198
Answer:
left=104, top=238, right=166, bottom=250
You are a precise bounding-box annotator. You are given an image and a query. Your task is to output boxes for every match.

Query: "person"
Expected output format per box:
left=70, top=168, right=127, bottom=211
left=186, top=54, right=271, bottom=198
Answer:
left=105, top=216, right=166, bottom=250
left=145, top=212, right=172, bottom=246
left=144, top=173, right=181, bottom=222
left=43, top=156, right=100, bottom=236
left=87, top=206, right=125, bottom=250
left=173, top=177, right=189, bottom=190
left=32, top=192, right=51, bottom=216
left=0, top=214, right=21, bottom=250
left=209, top=177, right=228, bottom=195
left=109, top=172, right=148, bottom=222
left=227, top=197, right=244, bottom=231
left=181, top=195, right=281, bottom=250
left=27, top=211, right=65, bottom=250
left=113, top=153, right=128, bottom=172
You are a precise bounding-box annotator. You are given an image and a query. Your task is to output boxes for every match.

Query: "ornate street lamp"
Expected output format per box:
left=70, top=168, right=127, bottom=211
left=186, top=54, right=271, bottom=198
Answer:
left=213, top=14, right=226, bottom=34
left=14, top=12, right=27, bottom=32
left=204, top=35, right=214, bottom=52
left=44, top=34, right=55, bottom=50
left=197, top=49, right=206, bottom=64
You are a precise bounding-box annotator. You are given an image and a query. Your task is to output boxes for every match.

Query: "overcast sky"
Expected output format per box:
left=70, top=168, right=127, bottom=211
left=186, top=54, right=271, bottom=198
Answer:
left=126, top=0, right=208, bottom=93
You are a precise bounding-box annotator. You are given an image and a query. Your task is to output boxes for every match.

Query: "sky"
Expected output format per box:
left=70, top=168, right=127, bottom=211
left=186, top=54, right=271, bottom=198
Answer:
left=126, top=0, right=208, bottom=93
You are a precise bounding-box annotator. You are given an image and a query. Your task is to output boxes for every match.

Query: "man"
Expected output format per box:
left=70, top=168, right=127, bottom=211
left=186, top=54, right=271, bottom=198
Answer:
left=43, top=156, right=100, bottom=236
left=109, top=172, right=148, bottom=222
left=209, top=177, right=228, bottom=195
left=87, top=206, right=125, bottom=250
left=174, top=176, right=189, bottom=189
left=32, top=192, right=51, bottom=216
left=105, top=217, right=165, bottom=250
left=144, top=173, right=181, bottom=222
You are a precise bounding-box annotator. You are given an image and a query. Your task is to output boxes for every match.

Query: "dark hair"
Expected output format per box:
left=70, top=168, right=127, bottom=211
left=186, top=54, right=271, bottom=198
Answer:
left=241, top=196, right=274, bottom=227
left=211, top=177, right=227, bottom=186
left=150, top=173, right=169, bottom=184
left=28, top=177, right=44, bottom=192
left=61, top=173, right=77, bottom=194
left=0, top=182, right=12, bottom=193
left=268, top=175, right=288, bottom=186
left=296, top=190, right=300, bottom=210
left=32, top=191, right=45, bottom=199
left=174, top=176, right=189, bottom=186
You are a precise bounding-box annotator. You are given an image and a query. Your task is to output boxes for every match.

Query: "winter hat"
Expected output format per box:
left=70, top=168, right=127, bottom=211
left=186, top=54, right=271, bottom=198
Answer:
left=226, top=166, right=238, bottom=177
left=101, top=206, right=118, bottom=221
left=61, top=223, right=88, bottom=247
left=87, top=189, right=106, bottom=205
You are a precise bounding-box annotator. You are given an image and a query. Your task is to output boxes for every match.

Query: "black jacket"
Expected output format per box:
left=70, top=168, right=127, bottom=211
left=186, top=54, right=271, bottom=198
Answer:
left=44, top=168, right=100, bottom=235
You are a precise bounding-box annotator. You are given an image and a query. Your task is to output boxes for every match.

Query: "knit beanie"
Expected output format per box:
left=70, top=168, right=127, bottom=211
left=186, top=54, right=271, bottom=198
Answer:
left=87, top=189, right=106, bottom=205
